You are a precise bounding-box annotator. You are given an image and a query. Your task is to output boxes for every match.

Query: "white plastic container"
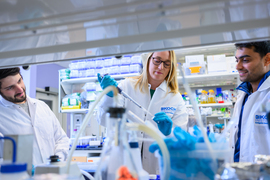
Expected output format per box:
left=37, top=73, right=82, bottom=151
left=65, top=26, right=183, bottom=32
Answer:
left=121, top=55, right=131, bottom=65
left=112, top=58, right=121, bottom=66
left=103, top=67, right=111, bottom=75
left=86, top=59, right=96, bottom=69
left=120, top=65, right=130, bottom=74
left=78, top=70, right=86, bottom=78
left=70, top=70, right=79, bottom=78
left=149, top=174, right=157, bottom=180
left=0, top=163, right=30, bottom=180
left=86, top=69, right=95, bottom=77
left=85, top=82, right=96, bottom=91
left=183, top=61, right=206, bottom=76
left=110, top=66, right=120, bottom=75
left=69, top=61, right=79, bottom=70
left=124, top=142, right=149, bottom=180
left=130, top=64, right=142, bottom=73
left=95, top=68, right=104, bottom=75
left=104, top=57, right=113, bottom=67
left=95, top=58, right=104, bottom=69
left=131, top=56, right=142, bottom=64
left=77, top=60, right=86, bottom=70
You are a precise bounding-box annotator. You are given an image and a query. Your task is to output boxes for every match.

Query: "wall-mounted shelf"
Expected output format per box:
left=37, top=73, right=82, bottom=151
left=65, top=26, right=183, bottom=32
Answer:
left=73, top=149, right=102, bottom=157
left=61, top=109, right=88, bottom=113
left=60, top=73, right=140, bottom=95
left=178, top=72, right=239, bottom=87
left=61, top=73, right=140, bottom=85
left=186, top=102, right=233, bottom=108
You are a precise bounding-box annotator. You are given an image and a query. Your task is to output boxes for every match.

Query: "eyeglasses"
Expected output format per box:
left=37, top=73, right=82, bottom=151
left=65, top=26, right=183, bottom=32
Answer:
left=151, top=57, right=171, bottom=69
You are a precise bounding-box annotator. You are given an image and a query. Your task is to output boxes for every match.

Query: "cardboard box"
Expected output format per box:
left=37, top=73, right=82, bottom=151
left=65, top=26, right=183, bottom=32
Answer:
left=72, top=156, right=87, bottom=162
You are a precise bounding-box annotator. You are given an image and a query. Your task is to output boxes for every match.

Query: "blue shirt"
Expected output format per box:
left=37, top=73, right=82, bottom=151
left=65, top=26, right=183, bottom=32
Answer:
left=234, top=71, right=270, bottom=162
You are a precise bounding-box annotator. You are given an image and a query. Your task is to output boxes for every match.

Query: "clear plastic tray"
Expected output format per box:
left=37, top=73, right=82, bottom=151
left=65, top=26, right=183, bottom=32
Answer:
left=157, top=142, right=231, bottom=180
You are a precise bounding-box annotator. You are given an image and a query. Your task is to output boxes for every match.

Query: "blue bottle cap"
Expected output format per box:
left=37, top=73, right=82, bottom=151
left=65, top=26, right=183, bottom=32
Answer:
left=0, top=163, right=27, bottom=173
left=129, top=142, right=139, bottom=148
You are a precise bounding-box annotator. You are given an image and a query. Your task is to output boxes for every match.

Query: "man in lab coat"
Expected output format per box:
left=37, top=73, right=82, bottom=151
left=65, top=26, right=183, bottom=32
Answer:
left=230, top=41, right=270, bottom=162
left=0, top=67, right=69, bottom=166
left=97, top=51, right=188, bottom=174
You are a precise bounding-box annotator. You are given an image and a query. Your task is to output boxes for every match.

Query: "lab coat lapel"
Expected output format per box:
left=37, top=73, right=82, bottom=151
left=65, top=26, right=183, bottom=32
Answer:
left=257, top=76, right=270, bottom=92
left=148, top=81, right=167, bottom=115
left=27, top=96, right=37, bottom=126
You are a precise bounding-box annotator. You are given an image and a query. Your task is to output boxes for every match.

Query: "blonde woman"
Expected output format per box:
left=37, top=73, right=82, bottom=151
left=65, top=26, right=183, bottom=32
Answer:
left=97, top=50, right=188, bottom=174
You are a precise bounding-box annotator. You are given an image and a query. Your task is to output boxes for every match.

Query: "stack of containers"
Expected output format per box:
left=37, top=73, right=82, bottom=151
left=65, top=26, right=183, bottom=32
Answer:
left=130, top=55, right=142, bottom=73
left=95, top=58, right=104, bottom=75
left=69, top=61, right=79, bottom=78
left=85, top=59, right=96, bottom=77
left=68, top=55, right=142, bottom=79
left=84, top=82, right=96, bottom=102
left=103, top=57, right=113, bottom=75
left=120, top=55, right=131, bottom=74
left=78, top=60, right=87, bottom=78
left=111, top=57, right=121, bottom=75
left=59, top=69, right=70, bottom=80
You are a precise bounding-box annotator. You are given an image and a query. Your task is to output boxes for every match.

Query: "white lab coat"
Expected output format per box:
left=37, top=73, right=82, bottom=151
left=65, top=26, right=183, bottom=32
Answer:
left=0, top=95, right=69, bottom=165
left=97, top=78, right=188, bottom=174
left=229, top=76, right=270, bottom=162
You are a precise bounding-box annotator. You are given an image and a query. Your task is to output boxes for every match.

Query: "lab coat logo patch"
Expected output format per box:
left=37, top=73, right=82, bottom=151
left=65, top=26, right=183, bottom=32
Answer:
left=161, top=107, right=176, bottom=115
left=254, top=113, right=268, bottom=126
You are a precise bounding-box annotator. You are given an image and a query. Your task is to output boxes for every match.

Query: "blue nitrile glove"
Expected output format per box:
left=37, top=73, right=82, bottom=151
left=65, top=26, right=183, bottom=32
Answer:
left=193, top=125, right=204, bottom=142
left=153, top=112, right=173, bottom=136
left=149, top=126, right=215, bottom=180
left=193, top=125, right=216, bottom=143
left=149, top=137, right=177, bottom=153
left=215, top=124, right=224, bottom=129
left=97, top=73, right=118, bottom=97
left=149, top=127, right=196, bottom=153
left=173, top=126, right=196, bottom=150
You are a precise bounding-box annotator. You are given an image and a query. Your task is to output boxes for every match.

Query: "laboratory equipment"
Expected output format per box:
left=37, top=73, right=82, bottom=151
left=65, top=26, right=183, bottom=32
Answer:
left=0, top=136, right=30, bottom=180
left=215, top=161, right=270, bottom=180
left=94, top=107, right=139, bottom=180
left=35, top=155, right=84, bottom=180
left=151, top=126, right=230, bottom=180
left=2, top=134, right=33, bottom=175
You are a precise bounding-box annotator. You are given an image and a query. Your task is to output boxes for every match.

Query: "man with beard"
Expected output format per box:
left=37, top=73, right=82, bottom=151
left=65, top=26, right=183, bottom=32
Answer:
left=230, top=41, right=270, bottom=163
left=0, top=67, right=69, bottom=166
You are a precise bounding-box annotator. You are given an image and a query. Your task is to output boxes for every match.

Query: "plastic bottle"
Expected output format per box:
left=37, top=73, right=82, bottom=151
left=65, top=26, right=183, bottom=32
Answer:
left=184, top=92, right=190, bottom=105
left=217, top=93, right=224, bottom=103
left=149, top=174, right=157, bottom=180
left=200, top=90, right=208, bottom=104
left=124, top=142, right=149, bottom=180
left=0, top=163, right=30, bottom=180
left=208, top=89, right=216, bottom=103
left=72, top=129, right=77, bottom=138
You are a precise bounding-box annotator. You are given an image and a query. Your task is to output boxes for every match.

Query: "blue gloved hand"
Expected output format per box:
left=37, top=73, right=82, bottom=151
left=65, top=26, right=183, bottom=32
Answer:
left=97, top=73, right=118, bottom=97
left=149, top=126, right=215, bottom=180
left=153, top=112, right=173, bottom=136
left=173, top=126, right=196, bottom=150
left=149, top=137, right=177, bottom=153
left=215, top=124, right=224, bottom=129
left=193, top=125, right=216, bottom=143
left=149, top=127, right=196, bottom=153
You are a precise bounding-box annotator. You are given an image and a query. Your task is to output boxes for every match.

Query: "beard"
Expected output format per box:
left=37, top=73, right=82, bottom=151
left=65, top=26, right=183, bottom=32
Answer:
left=0, top=87, right=27, bottom=103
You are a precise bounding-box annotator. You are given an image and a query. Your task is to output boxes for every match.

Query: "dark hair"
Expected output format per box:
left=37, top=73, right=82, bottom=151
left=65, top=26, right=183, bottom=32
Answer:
left=235, top=41, right=270, bottom=58
left=0, top=67, right=21, bottom=89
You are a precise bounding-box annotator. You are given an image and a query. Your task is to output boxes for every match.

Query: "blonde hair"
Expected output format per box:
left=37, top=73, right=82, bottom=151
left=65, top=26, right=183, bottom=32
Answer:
left=130, top=50, right=179, bottom=94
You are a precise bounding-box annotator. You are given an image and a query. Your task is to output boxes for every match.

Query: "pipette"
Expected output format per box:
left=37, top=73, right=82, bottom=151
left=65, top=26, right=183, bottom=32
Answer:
left=100, top=74, right=154, bottom=118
